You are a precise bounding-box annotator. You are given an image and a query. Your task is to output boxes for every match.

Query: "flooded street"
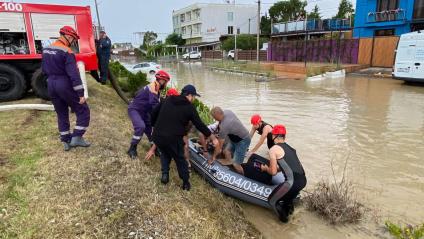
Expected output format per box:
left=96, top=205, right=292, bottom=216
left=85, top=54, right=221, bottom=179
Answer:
left=164, top=62, right=424, bottom=238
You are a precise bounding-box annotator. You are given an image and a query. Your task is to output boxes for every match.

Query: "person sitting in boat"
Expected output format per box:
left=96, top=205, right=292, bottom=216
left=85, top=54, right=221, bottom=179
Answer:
left=209, top=107, right=251, bottom=174
left=247, top=114, right=274, bottom=158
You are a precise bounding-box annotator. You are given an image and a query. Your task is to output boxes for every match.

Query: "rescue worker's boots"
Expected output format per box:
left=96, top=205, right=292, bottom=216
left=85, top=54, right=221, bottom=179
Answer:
left=127, top=144, right=138, bottom=160
left=70, top=136, right=91, bottom=148
left=63, top=142, right=71, bottom=151
left=182, top=181, right=191, bottom=191
left=161, top=173, right=169, bottom=185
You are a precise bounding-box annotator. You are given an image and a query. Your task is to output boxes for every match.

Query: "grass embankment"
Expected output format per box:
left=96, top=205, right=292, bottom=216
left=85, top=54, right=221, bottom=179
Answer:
left=206, top=60, right=275, bottom=77
left=0, top=79, right=260, bottom=238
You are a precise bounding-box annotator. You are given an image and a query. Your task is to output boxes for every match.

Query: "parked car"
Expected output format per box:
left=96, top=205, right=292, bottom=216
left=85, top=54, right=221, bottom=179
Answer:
left=129, top=62, right=160, bottom=74
left=393, top=31, right=424, bottom=83
left=228, top=50, right=235, bottom=59
left=182, top=51, right=201, bottom=60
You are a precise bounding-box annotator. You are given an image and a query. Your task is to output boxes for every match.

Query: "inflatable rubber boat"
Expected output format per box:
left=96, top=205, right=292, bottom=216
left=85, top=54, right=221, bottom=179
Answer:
left=188, top=138, right=294, bottom=220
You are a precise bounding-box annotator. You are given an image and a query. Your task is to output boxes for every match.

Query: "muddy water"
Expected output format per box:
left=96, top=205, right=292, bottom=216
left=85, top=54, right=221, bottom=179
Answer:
left=164, top=62, right=424, bottom=238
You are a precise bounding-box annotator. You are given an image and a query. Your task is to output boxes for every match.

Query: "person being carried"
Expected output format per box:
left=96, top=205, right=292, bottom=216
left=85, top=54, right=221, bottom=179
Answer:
left=151, top=85, right=218, bottom=191
left=242, top=124, right=307, bottom=222
left=210, top=107, right=251, bottom=174
left=127, top=70, right=170, bottom=159
left=247, top=114, right=274, bottom=157
left=198, top=122, right=232, bottom=164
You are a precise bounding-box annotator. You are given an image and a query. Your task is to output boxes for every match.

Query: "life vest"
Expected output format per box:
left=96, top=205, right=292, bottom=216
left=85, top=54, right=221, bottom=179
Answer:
left=276, top=143, right=306, bottom=180
left=256, top=121, right=274, bottom=149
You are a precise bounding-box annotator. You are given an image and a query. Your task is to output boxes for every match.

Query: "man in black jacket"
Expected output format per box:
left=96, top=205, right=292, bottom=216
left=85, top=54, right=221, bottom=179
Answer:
left=151, top=84, right=218, bottom=191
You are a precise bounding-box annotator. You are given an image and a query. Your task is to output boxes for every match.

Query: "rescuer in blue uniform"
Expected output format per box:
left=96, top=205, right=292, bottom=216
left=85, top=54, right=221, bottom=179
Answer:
left=98, top=31, right=111, bottom=84
left=126, top=70, right=170, bottom=159
left=41, top=26, right=91, bottom=151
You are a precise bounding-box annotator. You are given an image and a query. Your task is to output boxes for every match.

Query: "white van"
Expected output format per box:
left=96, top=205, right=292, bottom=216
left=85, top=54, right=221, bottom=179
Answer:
left=393, top=31, right=424, bottom=83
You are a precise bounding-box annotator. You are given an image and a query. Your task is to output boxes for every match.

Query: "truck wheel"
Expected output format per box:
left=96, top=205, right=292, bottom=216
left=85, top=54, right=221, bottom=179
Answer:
left=0, top=64, right=26, bottom=102
left=31, top=68, right=50, bottom=101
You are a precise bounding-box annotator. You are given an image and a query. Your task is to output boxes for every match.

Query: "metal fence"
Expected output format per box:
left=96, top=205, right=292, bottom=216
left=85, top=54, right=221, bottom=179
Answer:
left=268, top=38, right=360, bottom=64
left=272, top=19, right=352, bottom=35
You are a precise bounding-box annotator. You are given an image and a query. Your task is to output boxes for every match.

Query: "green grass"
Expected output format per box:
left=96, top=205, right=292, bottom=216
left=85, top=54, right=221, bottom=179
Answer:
left=0, top=79, right=260, bottom=239
left=385, top=221, right=424, bottom=239
left=207, top=60, right=274, bottom=77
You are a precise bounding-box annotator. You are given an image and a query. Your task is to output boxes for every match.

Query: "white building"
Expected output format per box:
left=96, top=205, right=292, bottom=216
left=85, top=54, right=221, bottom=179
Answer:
left=172, top=3, right=258, bottom=49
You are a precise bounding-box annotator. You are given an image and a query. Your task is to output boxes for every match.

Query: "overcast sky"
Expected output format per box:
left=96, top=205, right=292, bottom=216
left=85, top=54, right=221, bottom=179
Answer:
left=13, top=0, right=356, bottom=42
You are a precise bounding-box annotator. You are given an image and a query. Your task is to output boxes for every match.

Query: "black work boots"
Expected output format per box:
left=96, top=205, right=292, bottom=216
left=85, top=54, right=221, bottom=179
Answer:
left=127, top=144, right=138, bottom=160
left=161, top=173, right=169, bottom=184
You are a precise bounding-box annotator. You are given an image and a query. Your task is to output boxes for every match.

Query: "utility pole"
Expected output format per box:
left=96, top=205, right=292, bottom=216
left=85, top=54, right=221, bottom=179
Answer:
left=248, top=18, right=251, bottom=34
left=256, top=0, right=261, bottom=62
left=94, top=0, right=102, bottom=38
left=234, top=1, right=237, bottom=61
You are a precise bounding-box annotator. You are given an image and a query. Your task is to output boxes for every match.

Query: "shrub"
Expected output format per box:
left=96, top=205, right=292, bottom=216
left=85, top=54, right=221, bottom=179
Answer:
left=385, top=221, right=424, bottom=239
left=109, top=61, right=149, bottom=97
left=304, top=160, right=363, bottom=224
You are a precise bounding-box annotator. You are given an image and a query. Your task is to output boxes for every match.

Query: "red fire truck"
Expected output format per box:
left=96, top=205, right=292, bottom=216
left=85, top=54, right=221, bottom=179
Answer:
left=0, top=1, right=98, bottom=101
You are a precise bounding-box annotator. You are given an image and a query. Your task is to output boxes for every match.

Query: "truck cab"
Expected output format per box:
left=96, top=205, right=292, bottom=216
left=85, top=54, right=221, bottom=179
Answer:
left=0, top=2, right=98, bottom=101
left=393, top=31, right=424, bottom=83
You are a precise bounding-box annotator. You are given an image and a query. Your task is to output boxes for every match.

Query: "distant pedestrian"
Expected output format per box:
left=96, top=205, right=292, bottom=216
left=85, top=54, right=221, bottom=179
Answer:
left=98, top=31, right=111, bottom=84
left=151, top=85, right=218, bottom=191
left=42, top=26, right=91, bottom=151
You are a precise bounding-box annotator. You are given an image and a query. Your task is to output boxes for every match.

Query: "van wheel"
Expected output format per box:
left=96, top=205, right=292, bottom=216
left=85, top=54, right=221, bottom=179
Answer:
left=0, top=64, right=26, bottom=102
left=31, top=68, right=50, bottom=101
left=149, top=70, right=155, bottom=74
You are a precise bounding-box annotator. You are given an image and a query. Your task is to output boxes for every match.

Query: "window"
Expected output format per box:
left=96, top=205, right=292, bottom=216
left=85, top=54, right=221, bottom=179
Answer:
left=182, top=27, right=186, bottom=35
left=414, top=0, right=424, bottom=19
left=374, top=29, right=395, bottom=36
left=227, top=12, right=234, bottom=21
left=377, top=0, right=399, bottom=12
left=186, top=12, right=191, bottom=22
left=180, top=14, right=185, bottom=23
left=228, top=26, right=234, bottom=35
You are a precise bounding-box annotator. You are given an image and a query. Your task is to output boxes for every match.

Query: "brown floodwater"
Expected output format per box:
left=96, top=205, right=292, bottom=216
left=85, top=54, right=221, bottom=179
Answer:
left=161, top=62, right=424, bottom=239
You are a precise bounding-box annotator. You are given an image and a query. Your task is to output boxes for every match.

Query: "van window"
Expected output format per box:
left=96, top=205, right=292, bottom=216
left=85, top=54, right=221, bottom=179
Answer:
left=396, top=40, right=416, bottom=61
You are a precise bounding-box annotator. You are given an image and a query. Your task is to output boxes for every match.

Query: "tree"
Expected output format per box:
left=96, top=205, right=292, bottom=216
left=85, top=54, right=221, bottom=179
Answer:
left=334, top=0, right=354, bottom=19
left=222, top=34, right=268, bottom=51
left=308, top=5, right=321, bottom=20
left=260, top=15, right=271, bottom=35
left=268, top=0, right=307, bottom=22
left=142, top=31, right=158, bottom=49
left=165, top=33, right=185, bottom=46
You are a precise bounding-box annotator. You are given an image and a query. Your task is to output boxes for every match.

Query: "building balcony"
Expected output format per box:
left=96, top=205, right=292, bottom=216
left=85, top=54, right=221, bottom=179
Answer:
left=367, top=9, right=406, bottom=23
left=272, top=18, right=352, bottom=35
left=181, top=32, right=202, bottom=39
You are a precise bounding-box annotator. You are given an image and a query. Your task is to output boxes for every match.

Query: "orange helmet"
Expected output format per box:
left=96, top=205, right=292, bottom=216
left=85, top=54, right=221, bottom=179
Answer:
left=155, top=70, right=171, bottom=82
left=272, top=125, right=287, bottom=136
left=166, top=88, right=179, bottom=96
left=250, top=114, right=262, bottom=125
left=59, top=26, right=80, bottom=39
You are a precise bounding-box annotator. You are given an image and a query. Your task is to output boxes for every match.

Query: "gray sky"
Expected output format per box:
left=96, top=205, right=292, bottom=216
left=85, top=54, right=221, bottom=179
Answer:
left=13, top=0, right=356, bottom=42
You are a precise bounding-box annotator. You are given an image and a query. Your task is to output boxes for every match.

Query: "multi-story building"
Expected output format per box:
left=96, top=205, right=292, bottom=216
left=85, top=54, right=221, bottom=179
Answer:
left=354, top=0, right=424, bottom=37
left=172, top=3, right=257, bottom=48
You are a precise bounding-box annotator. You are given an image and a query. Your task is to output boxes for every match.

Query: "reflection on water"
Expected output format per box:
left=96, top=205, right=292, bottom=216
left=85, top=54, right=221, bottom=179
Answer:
left=164, top=62, right=423, bottom=238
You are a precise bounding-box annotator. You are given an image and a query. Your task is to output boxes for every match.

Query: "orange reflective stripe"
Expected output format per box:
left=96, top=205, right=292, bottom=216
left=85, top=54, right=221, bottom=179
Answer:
left=50, top=40, right=73, bottom=53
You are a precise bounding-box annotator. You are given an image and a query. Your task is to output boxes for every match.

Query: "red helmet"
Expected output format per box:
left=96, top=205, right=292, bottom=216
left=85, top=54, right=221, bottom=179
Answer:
left=59, top=26, right=80, bottom=39
left=272, top=124, right=286, bottom=135
left=250, top=114, right=262, bottom=125
left=155, top=70, right=171, bottom=82
left=166, top=88, right=179, bottom=96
